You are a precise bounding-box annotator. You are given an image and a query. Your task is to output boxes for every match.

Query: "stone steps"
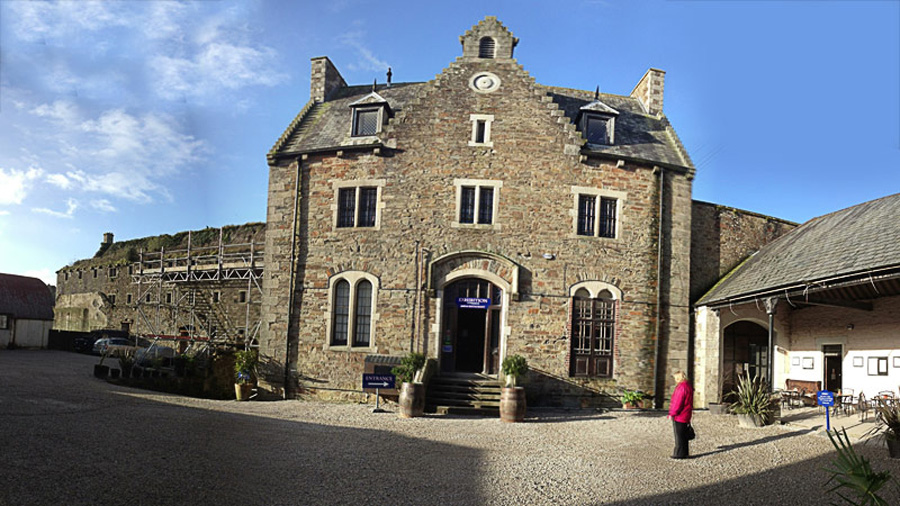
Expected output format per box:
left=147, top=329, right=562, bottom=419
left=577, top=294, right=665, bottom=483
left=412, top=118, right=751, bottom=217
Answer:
left=427, top=373, right=502, bottom=413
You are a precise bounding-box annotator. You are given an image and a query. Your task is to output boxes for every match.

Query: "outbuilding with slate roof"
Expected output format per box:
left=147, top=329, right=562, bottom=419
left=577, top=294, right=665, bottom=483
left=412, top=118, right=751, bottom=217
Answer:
left=0, top=273, right=54, bottom=349
left=694, top=193, right=900, bottom=406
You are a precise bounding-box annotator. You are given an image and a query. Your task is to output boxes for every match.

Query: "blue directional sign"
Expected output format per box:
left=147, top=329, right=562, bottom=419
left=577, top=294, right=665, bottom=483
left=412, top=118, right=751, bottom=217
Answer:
left=363, top=373, right=395, bottom=390
left=457, top=297, right=491, bottom=309
left=817, top=390, right=835, bottom=407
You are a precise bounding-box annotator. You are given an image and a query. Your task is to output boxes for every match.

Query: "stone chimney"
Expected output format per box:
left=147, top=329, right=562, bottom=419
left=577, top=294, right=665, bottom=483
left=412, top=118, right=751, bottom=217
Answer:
left=310, top=56, right=347, bottom=103
left=630, top=68, right=666, bottom=116
left=102, top=232, right=114, bottom=246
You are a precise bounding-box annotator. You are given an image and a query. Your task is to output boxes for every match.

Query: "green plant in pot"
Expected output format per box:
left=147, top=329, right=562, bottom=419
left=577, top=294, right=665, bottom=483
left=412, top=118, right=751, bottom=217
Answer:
left=234, top=348, right=258, bottom=401
left=728, top=372, right=778, bottom=427
left=500, top=354, right=528, bottom=422
left=864, top=398, right=900, bottom=459
left=392, top=352, right=426, bottom=418
left=621, top=389, right=646, bottom=409
left=117, top=349, right=135, bottom=380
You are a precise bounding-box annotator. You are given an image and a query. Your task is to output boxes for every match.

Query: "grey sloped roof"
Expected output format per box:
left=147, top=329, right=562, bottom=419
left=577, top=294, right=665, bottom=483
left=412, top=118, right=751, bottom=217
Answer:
left=270, top=78, right=695, bottom=172
left=273, top=82, right=425, bottom=156
left=0, top=273, right=54, bottom=321
left=544, top=86, right=693, bottom=170
left=698, top=193, right=900, bottom=305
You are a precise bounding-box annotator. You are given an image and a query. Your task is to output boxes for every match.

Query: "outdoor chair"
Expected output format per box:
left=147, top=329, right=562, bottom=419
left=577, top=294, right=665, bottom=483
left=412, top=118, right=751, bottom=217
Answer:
left=858, top=392, right=870, bottom=422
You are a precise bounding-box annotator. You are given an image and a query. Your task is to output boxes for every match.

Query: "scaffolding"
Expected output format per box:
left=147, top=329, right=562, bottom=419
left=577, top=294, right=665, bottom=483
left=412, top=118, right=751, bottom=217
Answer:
left=129, top=228, right=264, bottom=356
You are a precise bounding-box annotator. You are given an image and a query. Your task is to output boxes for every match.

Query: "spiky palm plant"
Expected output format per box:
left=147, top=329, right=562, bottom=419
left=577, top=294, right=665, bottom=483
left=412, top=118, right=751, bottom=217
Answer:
left=825, top=428, right=891, bottom=506
left=728, top=372, right=778, bottom=418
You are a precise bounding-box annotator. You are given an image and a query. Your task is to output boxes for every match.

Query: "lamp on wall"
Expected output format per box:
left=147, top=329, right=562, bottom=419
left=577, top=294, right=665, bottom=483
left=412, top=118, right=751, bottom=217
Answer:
left=542, top=253, right=555, bottom=260
left=847, top=324, right=854, bottom=331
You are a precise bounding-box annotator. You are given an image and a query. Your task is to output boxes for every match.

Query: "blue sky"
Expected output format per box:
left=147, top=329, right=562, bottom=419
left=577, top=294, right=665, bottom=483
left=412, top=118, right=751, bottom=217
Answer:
left=1, top=0, right=898, bottom=286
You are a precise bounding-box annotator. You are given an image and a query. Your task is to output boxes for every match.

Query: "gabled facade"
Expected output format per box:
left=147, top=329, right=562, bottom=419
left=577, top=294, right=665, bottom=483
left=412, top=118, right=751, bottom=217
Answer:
left=260, top=17, right=702, bottom=407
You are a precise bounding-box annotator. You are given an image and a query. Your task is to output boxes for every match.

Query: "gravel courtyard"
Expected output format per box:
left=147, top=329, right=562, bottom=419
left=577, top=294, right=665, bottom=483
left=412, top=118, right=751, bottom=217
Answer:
left=2, top=350, right=898, bottom=506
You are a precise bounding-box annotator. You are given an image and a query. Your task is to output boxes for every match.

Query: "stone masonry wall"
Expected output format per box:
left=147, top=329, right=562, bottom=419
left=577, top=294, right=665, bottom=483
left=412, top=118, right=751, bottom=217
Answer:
left=264, top=54, right=695, bottom=407
left=690, top=202, right=797, bottom=303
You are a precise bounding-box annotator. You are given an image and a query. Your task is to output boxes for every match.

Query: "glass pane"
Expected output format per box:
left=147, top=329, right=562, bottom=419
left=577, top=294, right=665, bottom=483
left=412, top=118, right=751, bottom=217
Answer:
left=358, top=187, right=378, bottom=227
left=577, top=195, right=595, bottom=236
left=337, top=188, right=356, bottom=228
left=354, top=109, right=379, bottom=136
left=478, top=187, right=493, bottom=224
left=460, top=186, right=475, bottom=223
left=586, top=116, right=609, bottom=144
left=599, top=197, right=617, bottom=238
left=353, top=281, right=372, bottom=346
left=332, top=281, right=350, bottom=345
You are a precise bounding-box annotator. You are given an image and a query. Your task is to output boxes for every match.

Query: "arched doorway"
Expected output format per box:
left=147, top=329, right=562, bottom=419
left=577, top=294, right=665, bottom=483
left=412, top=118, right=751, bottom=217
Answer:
left=440, top=278, right=502, bottom=374
left=722, top=321, right=769, bottom=397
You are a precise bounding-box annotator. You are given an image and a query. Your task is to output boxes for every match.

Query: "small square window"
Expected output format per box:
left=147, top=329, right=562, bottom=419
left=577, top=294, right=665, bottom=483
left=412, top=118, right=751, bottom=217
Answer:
left=93, top=269, right=98, bottom=279
left=166, top=292, right=173, bottom=304
left=585, top=116, right=611, bottom=145
left=575, top=193, right=618, bottom=238
left=213, top=291, right=221, bottom=303
left=107, top=294, right=116, bottom=305
left=126, top=293, right=133, bottom=305
left=239, top=291, right=247, bottom=303
left=868, top=357, right=889, bottom=376
left=335, top=184, right=382, bottom=229
left=454, top=180, right=500, bottom=228
left=0, top=314, right=8, bottom=329
left=78, top=271, right=83, bottom=280
left=352, top=108, right=380, bottom=137
left=145, top=293, right=151, bottom=303
left=108, top=267, right=117, bottom=279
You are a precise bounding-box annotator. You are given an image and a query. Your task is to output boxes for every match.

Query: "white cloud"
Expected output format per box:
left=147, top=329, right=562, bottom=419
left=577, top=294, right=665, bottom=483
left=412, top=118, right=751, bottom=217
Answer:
left=22, top=268, right=57, bottom=287
left=0, top=210, right=10, bottom=216
left=33, top=198, right=78, bottom=219
left=90, top=199, right=116, bottom=213
left=0, top=167, right=44, bottom=205
left=46, top=173, right=73, bottom=189
left=339, top=30, right=390, bottom=73
left=31, top=100, right=80, bottom=124
left=7, top=0, right=128, bottom=43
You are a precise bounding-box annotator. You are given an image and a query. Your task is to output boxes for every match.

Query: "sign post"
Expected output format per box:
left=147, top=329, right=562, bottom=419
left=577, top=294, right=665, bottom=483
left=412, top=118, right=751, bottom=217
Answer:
left=817, top=390, right=835, bottom=432
left=363, top=373, right=396, bottom=413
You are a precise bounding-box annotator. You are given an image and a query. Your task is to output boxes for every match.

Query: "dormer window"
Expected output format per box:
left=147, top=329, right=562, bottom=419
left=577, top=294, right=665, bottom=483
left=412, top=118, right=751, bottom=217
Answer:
left=578, top=94, right=619, bottom=146
left=352, top=107, right=380, bottom=137
left=584, top=114, right=613, bottom=145
left=349, top=91, right=391, bottom=138
left=479, top=37, right=495, bottom=58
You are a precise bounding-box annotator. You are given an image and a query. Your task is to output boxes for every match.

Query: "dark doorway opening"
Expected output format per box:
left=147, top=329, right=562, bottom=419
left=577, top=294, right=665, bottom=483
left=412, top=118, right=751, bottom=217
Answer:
left=722, top=321, right=769, bottom=398
left=441, top=278, right=502, bottom=374
left=823, top=345, right=843, bottom=393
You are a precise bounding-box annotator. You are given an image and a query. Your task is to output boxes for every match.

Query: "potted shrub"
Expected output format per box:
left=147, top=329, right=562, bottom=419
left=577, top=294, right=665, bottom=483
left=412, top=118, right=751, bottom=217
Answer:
left=864, top=398, right=900, bottom=458
left=500, top=354, right=528, bottom=423
left=234, top=348, right=258, bottom=401
left=621, top=390, right=646, bottom=409
left=728, top=372, right=778, bottom=427
left=93, top=350, right=111, bottom=379
left=392, top=352, right=426, bottom=418
left=118, top=350, right=135, bottom=380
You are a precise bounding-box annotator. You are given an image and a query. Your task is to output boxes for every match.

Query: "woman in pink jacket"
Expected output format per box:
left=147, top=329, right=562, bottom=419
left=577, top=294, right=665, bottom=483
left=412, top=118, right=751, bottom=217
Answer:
left=667, top=370, right=693, bottom=459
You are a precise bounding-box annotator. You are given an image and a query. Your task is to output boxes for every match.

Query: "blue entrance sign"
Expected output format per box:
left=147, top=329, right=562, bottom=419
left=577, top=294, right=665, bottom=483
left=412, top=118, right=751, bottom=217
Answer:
left=818, top=390, right=835, bottom=431
left=363, top=373, right=395, bottom=390
left=457, top=297, right=491, bottom=309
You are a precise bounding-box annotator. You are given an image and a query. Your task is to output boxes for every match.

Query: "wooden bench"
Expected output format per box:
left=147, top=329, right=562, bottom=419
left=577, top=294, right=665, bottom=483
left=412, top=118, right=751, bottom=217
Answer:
left=784, top=379, right=822, bottom=407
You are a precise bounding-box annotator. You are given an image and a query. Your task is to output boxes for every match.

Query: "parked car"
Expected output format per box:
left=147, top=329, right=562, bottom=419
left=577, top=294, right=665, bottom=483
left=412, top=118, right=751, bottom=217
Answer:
left=134, top=346, right=176, bottom=367
left=92, top=337, right=135, bottom=356
left=73, top=336, right=98, bottom=354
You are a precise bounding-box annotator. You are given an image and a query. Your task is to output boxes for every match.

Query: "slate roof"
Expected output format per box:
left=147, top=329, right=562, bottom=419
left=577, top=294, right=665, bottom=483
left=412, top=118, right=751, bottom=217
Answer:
left=0, top=273, right=54, bottom=321
left=698, top=193, right=900, bottom=306
left=269, top=80, right=694, bottom=173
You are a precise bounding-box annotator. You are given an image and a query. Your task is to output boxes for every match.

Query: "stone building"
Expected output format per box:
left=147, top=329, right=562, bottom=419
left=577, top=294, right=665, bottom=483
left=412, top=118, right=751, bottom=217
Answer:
left=55, top=224, right=266, bottom=349
left=258, top=17, right=790, bottom=407
left=694, top=193, right=900, bottom=406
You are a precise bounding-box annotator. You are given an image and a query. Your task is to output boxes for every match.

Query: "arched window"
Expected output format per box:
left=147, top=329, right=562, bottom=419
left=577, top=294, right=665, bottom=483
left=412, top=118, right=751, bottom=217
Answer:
left=478, top=37, right=495, bottom=59
left=570, top=288, right=616, bottom=378
left=328, top=273, right=378, bottom=349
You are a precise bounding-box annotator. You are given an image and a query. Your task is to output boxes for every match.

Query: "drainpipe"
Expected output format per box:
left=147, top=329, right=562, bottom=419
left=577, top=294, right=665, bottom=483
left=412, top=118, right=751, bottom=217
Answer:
left=410, top=241, right=420, bottom=353
left=764, top=297, right=778, bottom=393
left=284, top=158, right=302, bottom=399
left=653, top=166, right=664, bottom=409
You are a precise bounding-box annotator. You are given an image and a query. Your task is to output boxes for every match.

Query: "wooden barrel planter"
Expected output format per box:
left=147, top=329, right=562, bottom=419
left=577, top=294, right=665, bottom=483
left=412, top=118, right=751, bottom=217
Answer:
left=398, top=382, right=425, bottom=418
left=235, top=383, right=253, bottom=401
left=93, top=364, right=109, bottom=379
left=500, top=387, right=526, bottom=423
left=887, top=438, right=900, bottom=459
